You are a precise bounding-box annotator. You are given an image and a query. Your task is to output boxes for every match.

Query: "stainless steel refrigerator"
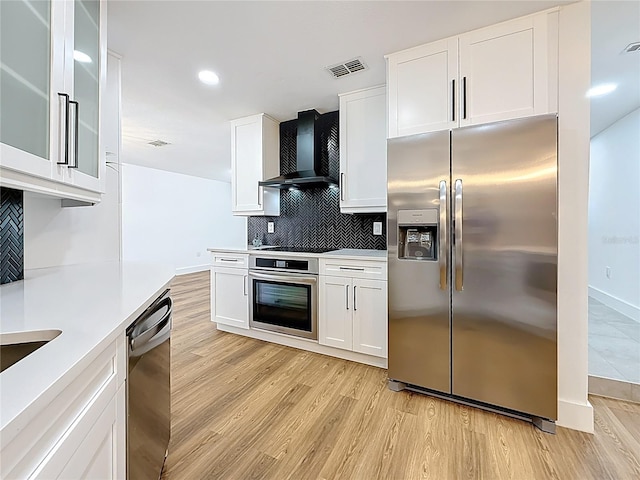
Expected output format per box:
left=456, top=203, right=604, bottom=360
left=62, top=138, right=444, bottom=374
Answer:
left=387, top=114, right=557, bottom=432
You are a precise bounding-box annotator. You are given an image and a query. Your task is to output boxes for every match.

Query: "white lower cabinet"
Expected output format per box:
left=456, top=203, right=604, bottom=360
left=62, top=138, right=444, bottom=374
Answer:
left=211, top=253, right=249, bottom=329
left=34, top=383, right=125, bottom=479
left=1, top=335, right=126, bottom=480
left=351, top=278, right=388, bottom=357
left=319, top=259, right=388, bottom=359
left=319, top=275, right=353, bottom=350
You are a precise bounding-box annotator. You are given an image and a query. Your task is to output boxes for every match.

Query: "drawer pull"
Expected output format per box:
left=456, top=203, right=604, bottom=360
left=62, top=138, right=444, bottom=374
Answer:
left=220, top=258, right=239, bottom=262
left=339, top=267, right=365, bottom=271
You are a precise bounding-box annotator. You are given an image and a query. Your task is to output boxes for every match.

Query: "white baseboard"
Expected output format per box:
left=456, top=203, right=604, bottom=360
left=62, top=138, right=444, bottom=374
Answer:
left=215, top=323, right=388, bottom=369
left=589, top=286, right=640, bottom=323
left=557, top=398, right=594, bottom=433
left=175, top=264, right=211, bottom=275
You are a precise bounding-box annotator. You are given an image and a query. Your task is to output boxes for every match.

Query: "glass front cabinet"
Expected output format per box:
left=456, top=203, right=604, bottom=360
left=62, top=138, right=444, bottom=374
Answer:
left=0, top=0, right=106, bottom=202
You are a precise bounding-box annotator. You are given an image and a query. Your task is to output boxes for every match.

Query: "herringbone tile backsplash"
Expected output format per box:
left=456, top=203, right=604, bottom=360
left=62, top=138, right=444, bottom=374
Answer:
left=247, top=111, right=386, bottom=250
left=1, top=187, right=24, bottom=284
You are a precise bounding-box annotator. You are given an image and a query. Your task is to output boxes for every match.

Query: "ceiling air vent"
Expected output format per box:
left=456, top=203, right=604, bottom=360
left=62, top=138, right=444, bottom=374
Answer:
left=326, top=57, right=368, bottom=79
left=623, top=42, right=640, bottom=53
left=148, top=139, right=170, bottom=147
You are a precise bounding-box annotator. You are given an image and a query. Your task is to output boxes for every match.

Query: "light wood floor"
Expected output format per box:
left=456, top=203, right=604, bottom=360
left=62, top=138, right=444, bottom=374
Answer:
left=163, top=271, right=640, bottom=480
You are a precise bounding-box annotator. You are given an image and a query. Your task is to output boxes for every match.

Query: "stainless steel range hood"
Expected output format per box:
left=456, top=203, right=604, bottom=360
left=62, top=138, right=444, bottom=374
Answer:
left=259, top=110, right=338, bottom=189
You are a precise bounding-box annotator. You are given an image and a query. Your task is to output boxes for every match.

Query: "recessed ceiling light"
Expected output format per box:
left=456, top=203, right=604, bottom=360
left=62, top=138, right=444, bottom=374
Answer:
left=74, top=50, right=92, bottom=63
left=587, top=83, right=617, bottom=97
left=198, top=70, right=219, bottom=85
left=148, top=139, right=170, bottom=147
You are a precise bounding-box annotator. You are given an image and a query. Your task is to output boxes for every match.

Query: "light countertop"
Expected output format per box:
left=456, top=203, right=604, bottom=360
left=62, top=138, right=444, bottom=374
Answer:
left=321, top=249, right=387, bottom=260
left=0, top=261, right=174, bottom=434
left=208, top=247, right=387, bottom=261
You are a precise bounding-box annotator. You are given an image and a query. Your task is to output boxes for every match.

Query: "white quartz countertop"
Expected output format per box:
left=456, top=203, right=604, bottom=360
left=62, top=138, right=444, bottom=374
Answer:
left=321, top=249, right=387, bottom=260
left=208, top=247, right=387, bottom=261
left=0, top=261, right=174, bottom=433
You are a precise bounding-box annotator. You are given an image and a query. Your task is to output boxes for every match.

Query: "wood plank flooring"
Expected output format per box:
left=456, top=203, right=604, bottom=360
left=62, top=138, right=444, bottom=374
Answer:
left=163, top=271, right=640, bottom=479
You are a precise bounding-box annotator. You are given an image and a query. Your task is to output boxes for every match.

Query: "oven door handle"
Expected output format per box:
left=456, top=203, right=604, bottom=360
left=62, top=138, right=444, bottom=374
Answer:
left=249, top=271, right=317, bottom=286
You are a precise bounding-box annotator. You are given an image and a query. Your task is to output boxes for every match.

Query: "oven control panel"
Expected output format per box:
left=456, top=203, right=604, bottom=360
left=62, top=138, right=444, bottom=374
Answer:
left=251, top=256, right=319, bottom=275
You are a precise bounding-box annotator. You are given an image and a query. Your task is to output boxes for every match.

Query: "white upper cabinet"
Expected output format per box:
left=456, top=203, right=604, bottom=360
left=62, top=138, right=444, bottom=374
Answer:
left=0, top=0, right=66, bottom=179
left=231, top=113, right=280, bottom=216
left=66, top=0, right=106, bottom=192
left=459, top=13, right=555, bottom=126
left=386, top=9, right=558, bottom=137
left=387, top=39, right=458, bottom=138
left=0, top=0, right=107, bottom=202
left=339, top=86, right=387, bottom=214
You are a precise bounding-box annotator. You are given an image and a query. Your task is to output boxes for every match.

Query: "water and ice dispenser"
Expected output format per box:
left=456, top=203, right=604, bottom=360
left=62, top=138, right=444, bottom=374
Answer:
left=397, top=209, right=438, bottom=261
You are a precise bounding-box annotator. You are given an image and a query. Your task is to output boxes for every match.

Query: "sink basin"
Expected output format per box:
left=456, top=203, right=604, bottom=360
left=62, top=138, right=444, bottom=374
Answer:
left=0, top=330, right=62, bottom=373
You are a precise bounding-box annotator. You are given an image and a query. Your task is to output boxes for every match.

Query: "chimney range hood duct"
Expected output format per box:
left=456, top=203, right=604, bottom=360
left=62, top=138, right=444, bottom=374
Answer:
left=259, top=110, right=338, bottom=189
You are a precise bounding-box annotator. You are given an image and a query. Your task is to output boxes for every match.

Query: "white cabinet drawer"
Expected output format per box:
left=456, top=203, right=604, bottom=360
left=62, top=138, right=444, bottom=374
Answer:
left=212, top=253, right=249, bottom=269
left=1, top=334, right=125, bottom=479
left=320, top=259, right=387, bottom=280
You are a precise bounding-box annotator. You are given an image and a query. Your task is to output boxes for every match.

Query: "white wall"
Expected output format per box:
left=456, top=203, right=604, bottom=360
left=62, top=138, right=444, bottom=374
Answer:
left=556, top=0, right=593, bottom=433
left=24, top=164, right=120, bottom=269
left=588, top=108, right=640, bottom=321
left=121, top=163, right=246, bottom=274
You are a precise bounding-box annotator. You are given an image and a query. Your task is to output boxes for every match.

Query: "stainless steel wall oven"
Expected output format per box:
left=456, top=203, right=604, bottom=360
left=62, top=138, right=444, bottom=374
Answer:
left=249, top=255, right=318, bottom=340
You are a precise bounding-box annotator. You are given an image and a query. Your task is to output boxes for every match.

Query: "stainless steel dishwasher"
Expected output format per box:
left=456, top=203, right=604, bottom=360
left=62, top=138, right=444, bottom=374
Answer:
left=127, top=289, right=172, bottom=480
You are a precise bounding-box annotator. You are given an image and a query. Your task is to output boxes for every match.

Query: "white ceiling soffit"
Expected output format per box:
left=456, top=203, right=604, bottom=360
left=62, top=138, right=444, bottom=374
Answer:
left=590, top=1, right=640, bottom=137
left=107, top=1, right=571, bottom=182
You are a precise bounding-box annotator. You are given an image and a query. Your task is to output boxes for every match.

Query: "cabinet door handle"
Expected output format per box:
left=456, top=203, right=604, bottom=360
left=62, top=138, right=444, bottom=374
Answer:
left=243, top=275, right=248, bottom=296
left=57, top=93, right=70, bottom=165
left=68, top=100, right=79, bottom=168
left=346, top=285, right=349, bottom=310
left=340, top=173, right=345, bottom=201
left=462, top=77, right=467, bottom=120
left=354, top=286, right=357, bottom=311
left=451, top=79, right=455, bottom=122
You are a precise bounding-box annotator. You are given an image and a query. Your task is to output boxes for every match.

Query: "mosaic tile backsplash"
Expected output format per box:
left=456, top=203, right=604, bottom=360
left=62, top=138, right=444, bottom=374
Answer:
left=1, top=187, right=24, bottom=284
left=247, top=111, right=386, bottom=250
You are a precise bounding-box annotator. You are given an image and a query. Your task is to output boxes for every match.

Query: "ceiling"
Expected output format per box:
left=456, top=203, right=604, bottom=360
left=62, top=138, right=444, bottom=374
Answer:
left=590, top=0, right=640, bottom=137
left=107, top=0, right=629, bottom=182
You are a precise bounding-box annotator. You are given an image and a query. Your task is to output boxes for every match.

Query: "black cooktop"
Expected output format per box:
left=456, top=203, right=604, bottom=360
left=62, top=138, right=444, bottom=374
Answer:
left=259, top=246, right=336, bottom=254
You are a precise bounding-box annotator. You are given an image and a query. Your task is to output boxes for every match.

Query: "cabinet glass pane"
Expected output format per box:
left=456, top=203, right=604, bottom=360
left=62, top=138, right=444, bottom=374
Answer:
left=0, top=0, right=51, bottom=159
left=74, top=0, right=99, bottom=177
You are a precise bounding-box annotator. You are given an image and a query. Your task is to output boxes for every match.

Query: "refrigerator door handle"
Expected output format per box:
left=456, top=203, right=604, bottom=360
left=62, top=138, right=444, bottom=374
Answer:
left=454, top=179, right=464, bottom=291
left=439, top=180, right=448, bottom=290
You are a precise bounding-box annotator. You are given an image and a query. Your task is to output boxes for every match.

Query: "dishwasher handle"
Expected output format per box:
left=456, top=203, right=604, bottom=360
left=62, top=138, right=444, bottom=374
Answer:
left=129, top=296, right=172, bottom=355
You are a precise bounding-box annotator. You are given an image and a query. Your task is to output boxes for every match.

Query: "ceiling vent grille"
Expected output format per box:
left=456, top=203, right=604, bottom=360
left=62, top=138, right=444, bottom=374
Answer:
left=326, top=57, right=368, bottom=78
left=148, top=139, right=170, bottom=147
left=623, top=42, right=640, bottom=53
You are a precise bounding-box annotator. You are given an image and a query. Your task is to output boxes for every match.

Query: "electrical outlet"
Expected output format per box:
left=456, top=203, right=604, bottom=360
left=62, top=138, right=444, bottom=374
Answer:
left=606, top=266, right=611, bottom=279
left=267, top=222, right=275, bottom=233
left=373, top=222, right=383, bottom=235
